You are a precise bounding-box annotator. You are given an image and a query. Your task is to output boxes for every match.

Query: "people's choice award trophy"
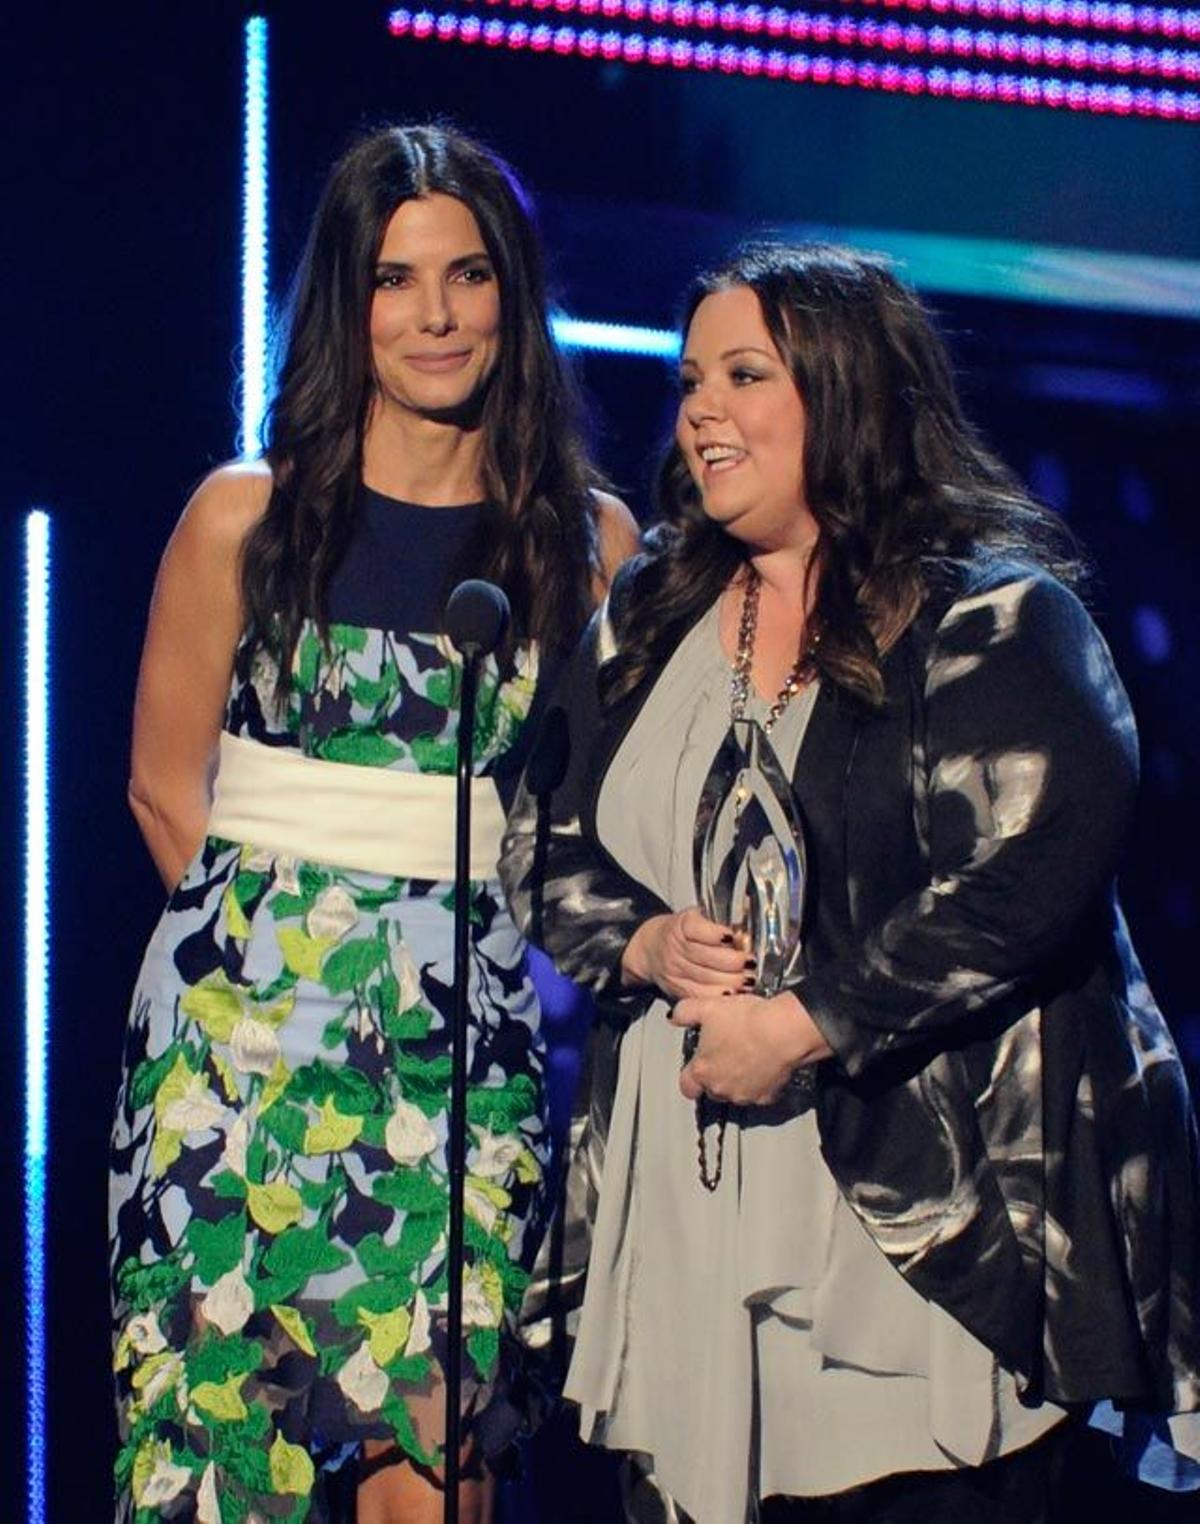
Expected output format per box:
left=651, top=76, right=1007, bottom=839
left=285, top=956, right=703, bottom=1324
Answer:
left=695, top=717, right=808, bottom=998
left=687, top=718, right=814, bottom=1187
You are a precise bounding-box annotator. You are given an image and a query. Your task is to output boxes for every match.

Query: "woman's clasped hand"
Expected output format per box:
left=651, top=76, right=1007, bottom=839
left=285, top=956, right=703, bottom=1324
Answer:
left=620, top=905, right=748, bottom=998
left=671, top=986, right=833, bottom=1106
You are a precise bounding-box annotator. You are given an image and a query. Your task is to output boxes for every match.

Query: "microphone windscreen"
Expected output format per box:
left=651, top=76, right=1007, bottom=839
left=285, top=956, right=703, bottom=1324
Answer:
left=526, top=706, right=570, bottom=796
left=444, top=579, right=510, bottom=657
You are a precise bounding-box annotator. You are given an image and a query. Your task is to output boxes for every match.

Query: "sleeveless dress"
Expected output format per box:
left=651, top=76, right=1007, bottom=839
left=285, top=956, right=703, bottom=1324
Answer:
left=109, top=489, right=549, bottom=1522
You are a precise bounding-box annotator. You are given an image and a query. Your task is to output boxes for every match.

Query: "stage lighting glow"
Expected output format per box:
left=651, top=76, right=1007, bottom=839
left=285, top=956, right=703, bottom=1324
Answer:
left=843, top=0, right=1200, bottom=42
left=1133, top=605, right=1173, bottom=663
left=240, top=16, right=269, bottom=457
left=503, top=0, right=1200, bottom=39
left=553, top=315, right=682, bottom=354
left=388, top=3, right=1200, bottom=114
left=24, top=508, right=50, bottom=1524
left=485, top=0, right=1200, bottom=75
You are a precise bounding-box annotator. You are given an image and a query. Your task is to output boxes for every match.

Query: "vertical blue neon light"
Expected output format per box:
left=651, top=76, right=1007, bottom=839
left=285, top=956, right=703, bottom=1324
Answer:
left=24, top=509, right=50, bottom=1524
left=240, top=16, right=269, bottom=456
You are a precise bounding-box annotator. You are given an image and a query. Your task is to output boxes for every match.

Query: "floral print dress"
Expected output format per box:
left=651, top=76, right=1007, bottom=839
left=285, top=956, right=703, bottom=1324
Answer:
left=109, top=492, right=548, bottom=1522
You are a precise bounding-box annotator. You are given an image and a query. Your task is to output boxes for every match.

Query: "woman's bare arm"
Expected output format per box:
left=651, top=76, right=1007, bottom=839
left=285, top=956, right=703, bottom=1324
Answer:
left=591, top=490, right=641, bottom=600
left=128, top=461, right=271, bottom=890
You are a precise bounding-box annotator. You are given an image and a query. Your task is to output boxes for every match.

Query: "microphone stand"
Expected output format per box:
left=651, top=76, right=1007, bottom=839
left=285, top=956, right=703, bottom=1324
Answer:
left=441, top=577, right=507, bottom=1524
left=445, top=645, right=480, bottom=1524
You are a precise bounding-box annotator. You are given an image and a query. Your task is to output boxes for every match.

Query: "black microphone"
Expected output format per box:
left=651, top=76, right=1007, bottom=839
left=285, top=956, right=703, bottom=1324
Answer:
left=445, top=578, right=510, bottom=659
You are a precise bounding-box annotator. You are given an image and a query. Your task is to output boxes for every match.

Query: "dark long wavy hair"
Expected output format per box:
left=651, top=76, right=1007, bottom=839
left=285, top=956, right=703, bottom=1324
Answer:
left=241, top=124, right=599, bottom=683
left=605, top=243, right=1084, bottom=708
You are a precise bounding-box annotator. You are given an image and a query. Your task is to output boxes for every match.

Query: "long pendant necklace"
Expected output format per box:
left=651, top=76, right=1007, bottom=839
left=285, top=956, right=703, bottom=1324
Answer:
left=696, top=567, right=819, bottom=1192
left=730, top=567, right=819, bottom=733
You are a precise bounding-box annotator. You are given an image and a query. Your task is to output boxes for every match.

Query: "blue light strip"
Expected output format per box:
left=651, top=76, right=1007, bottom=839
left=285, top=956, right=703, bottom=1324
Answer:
left=24, top=508, right=50, bottom=1524
left=554, top=227, right=1200, bottom=332
left=822, top=224, right=1200, bottom=317
left=240, top=16, right=269, bottom=456
left=552, top=315, right=682, bottom=356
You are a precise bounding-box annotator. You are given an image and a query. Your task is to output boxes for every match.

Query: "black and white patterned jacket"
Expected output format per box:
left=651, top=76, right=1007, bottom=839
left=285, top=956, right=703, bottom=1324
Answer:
left=500, top=553, right=1200, bottom=1424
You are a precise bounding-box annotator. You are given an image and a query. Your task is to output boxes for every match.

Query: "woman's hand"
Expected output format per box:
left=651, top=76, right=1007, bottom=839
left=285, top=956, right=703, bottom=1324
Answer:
left=672, top=989, right=833, bottom=1105
left=621, top=907, right=750, bottom=1001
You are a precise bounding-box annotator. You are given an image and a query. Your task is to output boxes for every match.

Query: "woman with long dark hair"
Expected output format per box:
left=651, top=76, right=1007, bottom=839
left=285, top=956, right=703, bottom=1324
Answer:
left=109, top=123, right=637, bottom=1523
left=502, top=243, right=1200, bottom=1522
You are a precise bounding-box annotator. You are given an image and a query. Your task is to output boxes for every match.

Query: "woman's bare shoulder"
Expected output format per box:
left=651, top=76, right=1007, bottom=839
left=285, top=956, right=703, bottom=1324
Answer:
left=174, top=458, right=274, bottom=553
left=592, top=489, right=641, bottom=588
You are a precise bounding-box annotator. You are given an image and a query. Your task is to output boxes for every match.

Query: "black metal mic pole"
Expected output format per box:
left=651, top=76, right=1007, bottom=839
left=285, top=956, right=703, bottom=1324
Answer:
left=443, top=580, right=509, bottom=1524
left=444, top=646, right=478, bottom=1524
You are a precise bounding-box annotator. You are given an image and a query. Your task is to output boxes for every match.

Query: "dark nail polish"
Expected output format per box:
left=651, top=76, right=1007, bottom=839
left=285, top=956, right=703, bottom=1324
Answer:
left=743, top=959, right=757, bottom=971
left=721, top=989, right=732, bottom=998
left=720, top=933, right=734, bottom=946
left=741, top=976, right=755, bottom=990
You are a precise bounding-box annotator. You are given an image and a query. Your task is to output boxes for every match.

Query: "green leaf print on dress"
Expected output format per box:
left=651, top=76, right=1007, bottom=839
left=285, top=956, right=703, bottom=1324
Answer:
left=110, top=619, right=547, bottom=1521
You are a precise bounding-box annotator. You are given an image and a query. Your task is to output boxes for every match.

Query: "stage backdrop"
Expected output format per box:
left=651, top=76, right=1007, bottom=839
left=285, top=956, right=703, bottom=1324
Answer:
left=5, top=5, right=1199, bottom=1520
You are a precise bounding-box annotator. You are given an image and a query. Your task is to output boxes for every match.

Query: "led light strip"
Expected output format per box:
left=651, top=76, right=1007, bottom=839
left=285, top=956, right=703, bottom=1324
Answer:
left=476, top=0, right=1200, bottom=75
left=241, top=16, right=269, bottom=457
left=841, top=0, right=1200, bottom=40
left=24, top=509, right=50, bottom=1524
left=553, top=315, right=682, bottom=354
left=487, top=0, right=1200, bottom=42
left=388, top=8, right=1200, bottom=114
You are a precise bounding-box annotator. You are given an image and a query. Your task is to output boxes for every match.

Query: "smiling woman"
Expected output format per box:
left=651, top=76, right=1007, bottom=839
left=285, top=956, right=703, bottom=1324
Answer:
left=108, top=123, right=638, bottom=1524
left=368, top=194, right=502, bottom=430
left=502, top=242, right=1200, bottom=1524
left=676, top=285, right=812, bottom=561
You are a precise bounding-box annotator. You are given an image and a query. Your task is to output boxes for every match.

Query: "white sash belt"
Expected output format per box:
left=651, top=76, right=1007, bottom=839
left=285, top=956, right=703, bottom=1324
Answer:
left=208, top=731, right=507, bottom=882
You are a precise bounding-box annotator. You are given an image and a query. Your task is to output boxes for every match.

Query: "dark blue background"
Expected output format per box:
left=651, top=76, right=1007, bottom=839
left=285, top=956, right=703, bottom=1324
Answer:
left=4, top=3, right=1199, bottom=1517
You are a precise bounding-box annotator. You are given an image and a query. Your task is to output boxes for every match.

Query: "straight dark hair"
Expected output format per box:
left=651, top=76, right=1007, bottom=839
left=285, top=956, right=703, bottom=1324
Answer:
left=242, top=123, right=599, bottom=685
left=605, top=242, right=1084, bottom=708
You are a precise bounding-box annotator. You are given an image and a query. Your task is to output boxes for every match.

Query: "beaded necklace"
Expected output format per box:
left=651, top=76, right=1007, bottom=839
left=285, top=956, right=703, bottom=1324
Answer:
left=730, top=565, right=820, bottom=733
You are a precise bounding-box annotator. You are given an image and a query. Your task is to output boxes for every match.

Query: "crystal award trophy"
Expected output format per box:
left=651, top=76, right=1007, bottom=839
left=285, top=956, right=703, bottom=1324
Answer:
left=692, top=717, right=815, bottom=1102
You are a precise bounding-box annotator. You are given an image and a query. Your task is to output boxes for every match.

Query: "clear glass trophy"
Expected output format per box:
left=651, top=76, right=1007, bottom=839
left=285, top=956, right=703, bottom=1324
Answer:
left=692, top=718, right=815, bottom=1103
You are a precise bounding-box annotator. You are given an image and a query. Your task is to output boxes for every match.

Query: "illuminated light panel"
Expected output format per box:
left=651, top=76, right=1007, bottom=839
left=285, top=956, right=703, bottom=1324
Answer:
left=552, top=315, right=682, bottom=354
left=477, top=0, right=1200, bottom=77
left=837, top=228, right=1200, bottom=315
left=24, top=509, right=50, bottom=1524
left=839, top=0, right=1200, bottom=41
left=240, top=16, right=269, bottom=457
left=486, top=0, right=1200, bottom=41
left=388, top=8, right=1200, bottom=115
